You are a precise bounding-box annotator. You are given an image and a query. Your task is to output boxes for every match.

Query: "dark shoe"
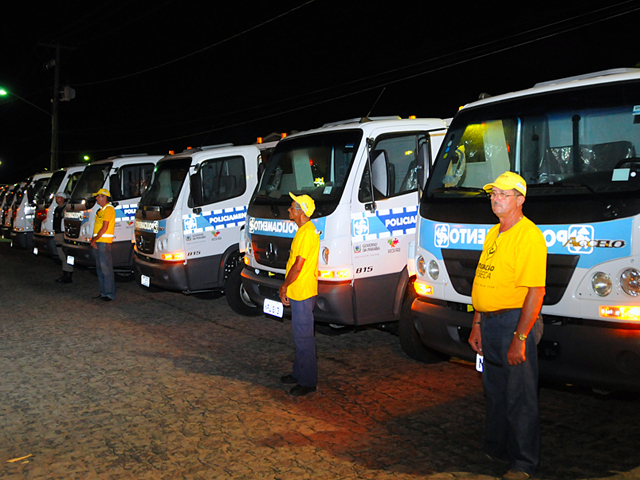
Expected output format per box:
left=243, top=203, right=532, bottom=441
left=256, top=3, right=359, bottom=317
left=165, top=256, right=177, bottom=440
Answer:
left=280, top=374, right=298, bottom=385
left=101, top=297, right=113, bottom=302
left=94, top=295, right=104, bottom=299
left=486, top=453, right=509, bottom=465
left=289, top=385, right=316, bottom=397
left=502, top=470, right=530, bottom=480
left=59, top=272, right=72, bottom=284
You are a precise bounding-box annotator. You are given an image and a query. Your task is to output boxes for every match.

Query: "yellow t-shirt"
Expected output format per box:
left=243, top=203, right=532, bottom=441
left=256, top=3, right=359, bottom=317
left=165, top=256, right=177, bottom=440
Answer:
left=93, top=204, right=116, bottom=243
left=285, top=220, right=320, bottom=301
left=471, top=216, right=546, bottom=313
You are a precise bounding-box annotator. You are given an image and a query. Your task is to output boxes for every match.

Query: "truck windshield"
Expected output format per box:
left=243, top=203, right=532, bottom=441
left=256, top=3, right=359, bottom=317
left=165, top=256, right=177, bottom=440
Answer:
left=27, top=178, right=51, bottom=205
left=428, top=79, right=640, bottom=198
left=71, top=163, right=112, bottom=203
left=40, top=171, right=66, bottom=206
left=254, top=130, right=363, bottom=216
left=139, top=157, right=191, bottom=217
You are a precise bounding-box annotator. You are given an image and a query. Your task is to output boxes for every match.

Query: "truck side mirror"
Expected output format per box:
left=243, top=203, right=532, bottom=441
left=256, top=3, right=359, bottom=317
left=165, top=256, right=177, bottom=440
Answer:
left=189, top=173, right=203, bottom=209
left=417, top=142, right=429, bottom=197
left=109, top=174, right=122, bottom=200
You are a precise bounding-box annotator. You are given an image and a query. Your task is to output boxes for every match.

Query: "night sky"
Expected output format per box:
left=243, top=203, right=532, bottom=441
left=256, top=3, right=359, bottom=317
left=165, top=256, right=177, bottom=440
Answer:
left=1, top=1, right=639, bottom=183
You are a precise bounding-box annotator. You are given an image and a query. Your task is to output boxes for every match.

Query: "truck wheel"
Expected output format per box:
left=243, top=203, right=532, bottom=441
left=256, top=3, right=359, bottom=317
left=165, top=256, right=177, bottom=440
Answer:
left=225, top=264, right=261, bottom=316
left=398, top=285, right=448, bottom=364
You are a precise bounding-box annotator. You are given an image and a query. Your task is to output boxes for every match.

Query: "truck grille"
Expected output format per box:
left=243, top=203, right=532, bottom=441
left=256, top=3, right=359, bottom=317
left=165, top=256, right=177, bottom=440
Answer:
left=64, top=220, right=81, bottom=239
left=441, top=249, right=578, bottom=306
left=251, top=234, right=292, bottom=270
left=135, top=230, right=156, bottom=255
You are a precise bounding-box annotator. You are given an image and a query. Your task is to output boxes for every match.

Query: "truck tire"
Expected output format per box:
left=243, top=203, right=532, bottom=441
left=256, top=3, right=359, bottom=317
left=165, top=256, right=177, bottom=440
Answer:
left=398, top=285, right=449, bottom=364
left=225, top=264, right=261, bottom=316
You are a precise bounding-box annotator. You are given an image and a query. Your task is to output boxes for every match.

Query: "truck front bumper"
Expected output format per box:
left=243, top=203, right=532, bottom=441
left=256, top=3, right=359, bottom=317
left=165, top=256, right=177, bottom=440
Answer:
left=412, top=296, right=640, bottom=392
left=241, top=267, right=355, bottom=325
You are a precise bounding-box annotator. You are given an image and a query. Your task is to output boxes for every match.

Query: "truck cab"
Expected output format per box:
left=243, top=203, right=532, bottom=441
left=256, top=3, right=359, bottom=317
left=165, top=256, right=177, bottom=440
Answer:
left=238, top=117, right=448, bottom=331
left=33, top=165, right=85, bottom=256
left=412, top=68, right=640, bottom=392
left=134, top=144, right=265, bottom=300
left=63, top=154, right=162, bottom=276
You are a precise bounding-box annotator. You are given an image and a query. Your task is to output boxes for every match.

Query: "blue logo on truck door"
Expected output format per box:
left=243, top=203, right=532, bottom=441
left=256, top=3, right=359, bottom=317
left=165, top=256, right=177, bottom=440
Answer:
left=183, top=206, right=247, bottom=234
left=421, top=217, right=632, bottom=269
left=351, top=206, right=417, bottom=241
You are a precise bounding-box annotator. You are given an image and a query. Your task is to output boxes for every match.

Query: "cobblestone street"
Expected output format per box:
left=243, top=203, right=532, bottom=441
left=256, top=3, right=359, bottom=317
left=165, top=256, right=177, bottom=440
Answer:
left=0, top=240, right=639, bottom=480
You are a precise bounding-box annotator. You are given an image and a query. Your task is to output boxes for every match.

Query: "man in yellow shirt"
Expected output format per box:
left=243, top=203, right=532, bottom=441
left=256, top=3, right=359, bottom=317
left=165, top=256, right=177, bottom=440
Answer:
left=469, top=172, right=546, bottom=480
left=279, top=193, right=320, bottom=397
left=90, top=188, right=116, bottom=301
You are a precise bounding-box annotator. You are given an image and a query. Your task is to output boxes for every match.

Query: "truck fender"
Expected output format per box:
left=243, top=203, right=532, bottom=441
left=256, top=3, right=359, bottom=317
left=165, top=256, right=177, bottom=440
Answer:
left=392, top=267, right=413, bottom=320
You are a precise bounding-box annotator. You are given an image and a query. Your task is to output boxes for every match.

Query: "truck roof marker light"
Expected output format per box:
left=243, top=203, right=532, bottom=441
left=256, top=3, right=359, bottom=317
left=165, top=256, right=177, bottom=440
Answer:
left=281, top=133, right=287, bottom=139
left=256, top=137, right=263, bottom=144
left=409, top=115, right=416, bottom=119
left=414, top=280, right=433, bottom=296
left=599, top=306, right=640, bottom=321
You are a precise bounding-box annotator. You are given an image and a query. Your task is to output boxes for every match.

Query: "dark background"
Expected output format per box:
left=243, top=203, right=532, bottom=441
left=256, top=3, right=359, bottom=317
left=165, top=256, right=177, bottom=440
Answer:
left=1, top=0, right=639, bottom=183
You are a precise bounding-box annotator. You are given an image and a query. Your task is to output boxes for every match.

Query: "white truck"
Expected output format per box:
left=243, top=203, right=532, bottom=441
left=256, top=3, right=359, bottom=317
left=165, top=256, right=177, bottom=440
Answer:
left=0, top=182, right=21, bottom=238
left=133, top=144, right=267, bottom=306
left=236, top=117, right=448, bottom=333
left=411, top=68, right=640, bottom=391
left=33, top=165, right=86, bottom=256
left=63, top=154, right=163, bottom=277
left=11, top=171, right=52, bottom=249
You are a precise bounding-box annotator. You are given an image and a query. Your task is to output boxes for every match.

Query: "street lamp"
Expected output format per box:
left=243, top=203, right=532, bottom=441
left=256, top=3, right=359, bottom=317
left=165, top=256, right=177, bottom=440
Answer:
left=0, top=87, right=51, bottom=116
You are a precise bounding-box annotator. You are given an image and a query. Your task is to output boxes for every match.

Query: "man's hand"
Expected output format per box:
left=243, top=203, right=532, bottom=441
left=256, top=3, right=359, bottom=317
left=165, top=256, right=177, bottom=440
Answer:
left=507, top=336, right=527, bottom=365
left=468, top=312, right=483, bottom=354
left=279, top=285, right=290, bottom=306
left=90, top=238, right=97, bottom=249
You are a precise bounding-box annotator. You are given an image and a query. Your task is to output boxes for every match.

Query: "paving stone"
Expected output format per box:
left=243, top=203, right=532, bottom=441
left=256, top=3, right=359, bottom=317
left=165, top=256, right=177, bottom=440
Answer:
left=0, top=242, right=639, bottom=479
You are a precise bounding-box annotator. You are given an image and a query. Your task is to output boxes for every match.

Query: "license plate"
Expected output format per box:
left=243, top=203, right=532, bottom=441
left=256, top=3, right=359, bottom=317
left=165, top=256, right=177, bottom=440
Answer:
left=33, top=247, right=39, bottom=255
left=67, top=256, right=75, bottom=266
left=141, top=275, right=150, bottom=287
left=263, top=298, right=283, bottom=318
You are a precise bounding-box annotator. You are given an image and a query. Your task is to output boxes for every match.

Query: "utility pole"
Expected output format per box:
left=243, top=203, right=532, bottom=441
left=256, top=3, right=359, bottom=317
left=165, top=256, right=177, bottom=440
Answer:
left=40, top=42, right=75, bottom=171
left=50, top=43, right=60, bottom=171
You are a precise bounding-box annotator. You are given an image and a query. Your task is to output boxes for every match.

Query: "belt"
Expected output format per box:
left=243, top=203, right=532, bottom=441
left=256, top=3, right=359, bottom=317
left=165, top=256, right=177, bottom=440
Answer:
left=481, top=308, right=516, bottom=318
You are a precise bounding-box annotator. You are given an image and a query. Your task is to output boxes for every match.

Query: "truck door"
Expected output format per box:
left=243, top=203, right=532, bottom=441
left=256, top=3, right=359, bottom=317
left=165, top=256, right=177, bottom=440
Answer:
left=350, top=131, right=431, bottom=324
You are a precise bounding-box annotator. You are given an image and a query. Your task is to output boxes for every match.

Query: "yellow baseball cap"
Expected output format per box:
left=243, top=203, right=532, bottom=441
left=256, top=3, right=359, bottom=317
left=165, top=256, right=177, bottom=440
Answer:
left=483, top=171, right=527, bottom=197
left=93, top=188, right=112, bottom=197
left=289, top=193, right=315, bottom=217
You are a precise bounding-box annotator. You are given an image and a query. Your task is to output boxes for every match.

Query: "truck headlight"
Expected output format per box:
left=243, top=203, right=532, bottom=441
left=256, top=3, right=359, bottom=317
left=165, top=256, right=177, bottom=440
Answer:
left=591, top=272, right=611, bottom=297
left=416, top=256, right=425, bottom=276
left=620, top=268, right=640, bottom=297
left=428, top=260, right=440, bottom=280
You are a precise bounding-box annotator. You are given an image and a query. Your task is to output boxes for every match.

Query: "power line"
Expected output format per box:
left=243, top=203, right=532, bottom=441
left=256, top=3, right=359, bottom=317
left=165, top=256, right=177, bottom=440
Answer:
left=73, top=0, right=318, bottom=87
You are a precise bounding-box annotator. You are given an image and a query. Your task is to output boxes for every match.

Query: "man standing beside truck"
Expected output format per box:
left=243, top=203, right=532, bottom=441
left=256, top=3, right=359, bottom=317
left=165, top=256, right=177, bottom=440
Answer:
left=278, top=193, right=320, bottom=397
left=468, top=172, right=546, bottom=480
left=53, top=192, right=73, bottom=284
left=90, top=189, right=116, bottom=302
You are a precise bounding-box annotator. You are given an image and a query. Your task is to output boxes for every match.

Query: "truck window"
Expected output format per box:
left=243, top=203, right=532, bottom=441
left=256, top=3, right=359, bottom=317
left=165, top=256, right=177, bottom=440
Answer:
left=116, top=163, right=155, bottom=200
left=359, top=132, right=430, bottom=202
left=197, top=155, right=246, bottom=206
left=63, top=172, right=83, bottom=198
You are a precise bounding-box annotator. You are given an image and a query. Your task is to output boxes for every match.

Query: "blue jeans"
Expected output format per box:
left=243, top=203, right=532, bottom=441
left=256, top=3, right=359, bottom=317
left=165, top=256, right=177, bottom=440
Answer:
left=481, top=309, right=543, bottom=475
left=290, top=297, right=317, bottom=388
left=94, top=243, right=115, bottom=300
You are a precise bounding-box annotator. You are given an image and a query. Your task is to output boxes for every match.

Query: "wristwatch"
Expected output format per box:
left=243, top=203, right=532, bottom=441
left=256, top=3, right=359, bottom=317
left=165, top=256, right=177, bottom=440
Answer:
left=514, top=332, right=527, bottom=341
